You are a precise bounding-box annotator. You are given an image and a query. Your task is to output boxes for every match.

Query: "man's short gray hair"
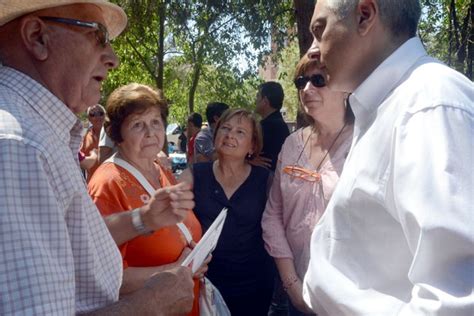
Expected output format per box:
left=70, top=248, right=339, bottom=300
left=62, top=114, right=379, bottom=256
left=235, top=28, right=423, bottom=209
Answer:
left=326, top=0, right=421, bottom=38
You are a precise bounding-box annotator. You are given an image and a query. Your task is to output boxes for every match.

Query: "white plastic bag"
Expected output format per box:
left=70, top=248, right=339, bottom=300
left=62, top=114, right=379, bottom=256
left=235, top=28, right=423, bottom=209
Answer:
left=199, top=277, right=231, bottom=316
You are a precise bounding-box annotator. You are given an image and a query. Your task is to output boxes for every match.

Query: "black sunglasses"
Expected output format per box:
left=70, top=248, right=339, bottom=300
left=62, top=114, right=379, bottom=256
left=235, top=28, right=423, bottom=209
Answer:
left=294, top=74, right=326, bottom=90
left=39, top=16, right=109, bottom=47
left=89, top=112, right=105, bottom=117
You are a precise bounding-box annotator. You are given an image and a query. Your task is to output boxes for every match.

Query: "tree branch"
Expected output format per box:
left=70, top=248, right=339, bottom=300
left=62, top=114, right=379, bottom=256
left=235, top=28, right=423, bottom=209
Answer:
left=125, top=36, right=156, bottom=80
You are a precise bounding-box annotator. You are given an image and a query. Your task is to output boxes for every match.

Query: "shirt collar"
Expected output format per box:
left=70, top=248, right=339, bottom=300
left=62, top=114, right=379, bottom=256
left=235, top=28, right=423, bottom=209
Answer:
left=0, top=66, right=83, bottom=148
left=349, top=37, right=427, bottom=121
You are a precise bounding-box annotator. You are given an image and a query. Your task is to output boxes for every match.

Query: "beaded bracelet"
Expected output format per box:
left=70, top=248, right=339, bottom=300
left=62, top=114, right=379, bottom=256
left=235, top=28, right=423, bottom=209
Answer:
left=282, top=275, right=299, bottom=291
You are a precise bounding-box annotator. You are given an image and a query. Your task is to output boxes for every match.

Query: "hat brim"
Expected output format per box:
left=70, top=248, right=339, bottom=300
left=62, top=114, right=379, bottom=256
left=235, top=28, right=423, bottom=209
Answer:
left=0, top=0, right=127, bottom=39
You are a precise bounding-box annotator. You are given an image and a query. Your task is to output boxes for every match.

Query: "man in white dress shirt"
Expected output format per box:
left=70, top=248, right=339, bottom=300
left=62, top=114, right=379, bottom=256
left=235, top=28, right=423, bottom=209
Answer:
left=303, top=0, right=473, bottom=315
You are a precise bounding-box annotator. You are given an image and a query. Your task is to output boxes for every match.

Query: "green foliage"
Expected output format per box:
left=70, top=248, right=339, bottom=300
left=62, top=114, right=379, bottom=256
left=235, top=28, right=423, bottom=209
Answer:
left=419, top=0, right=472, bottom=79
left=276, top=39, right=301, bottom=122
left=101, top=0, right=294, bottom=125
left=99, top=0, right=471, bottom=128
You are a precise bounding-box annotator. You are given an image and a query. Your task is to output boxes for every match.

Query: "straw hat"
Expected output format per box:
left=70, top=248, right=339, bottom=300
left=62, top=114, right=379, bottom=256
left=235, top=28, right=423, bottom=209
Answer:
left=0, top=0, right=127, bottom=39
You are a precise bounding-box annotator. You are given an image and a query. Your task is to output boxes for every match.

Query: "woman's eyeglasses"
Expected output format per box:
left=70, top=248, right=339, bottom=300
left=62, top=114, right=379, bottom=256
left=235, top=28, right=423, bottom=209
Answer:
left=89, top=112, right=104, bottom=118
left=294, top=74, right=326, bottom=90
left=282, top=165, right=321, bottom=182
left=282, top=128, right=322, bottom=183
left=39, top=16, right=109, bottom=47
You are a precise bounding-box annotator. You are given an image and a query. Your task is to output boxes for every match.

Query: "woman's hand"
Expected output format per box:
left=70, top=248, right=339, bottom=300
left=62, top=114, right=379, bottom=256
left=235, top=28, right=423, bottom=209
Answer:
left=193, top=254, right=211, bottom=280
left=286, top=278, right=316, bottom=315
left=187, top=241, right=211, bottom=279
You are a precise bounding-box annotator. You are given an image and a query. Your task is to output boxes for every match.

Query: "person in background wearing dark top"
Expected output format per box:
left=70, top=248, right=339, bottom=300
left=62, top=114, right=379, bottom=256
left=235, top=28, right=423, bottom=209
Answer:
left=255, top=81, right=290, bottom=316
left=80, top=104, right=105, bottom=181
left=186, top=112, right=202, bottom=163
left=255, top=81, right=290, bottom=171
left=193, top=102, right=229, bottom=163
left=179, top=128, right=187, bottom=153
left=181, top=108, right=275, bottom=316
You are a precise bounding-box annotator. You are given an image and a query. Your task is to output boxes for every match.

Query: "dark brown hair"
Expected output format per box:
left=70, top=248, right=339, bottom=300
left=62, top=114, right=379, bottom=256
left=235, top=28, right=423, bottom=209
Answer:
left=105, top=83, right=168, bottom=144
left=213, top=108, right=263, bottom=159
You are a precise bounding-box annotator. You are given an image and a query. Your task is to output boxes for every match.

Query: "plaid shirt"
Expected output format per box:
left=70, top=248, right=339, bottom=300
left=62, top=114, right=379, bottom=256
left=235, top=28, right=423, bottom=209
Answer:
left=0, top=66, right=122, bottom=315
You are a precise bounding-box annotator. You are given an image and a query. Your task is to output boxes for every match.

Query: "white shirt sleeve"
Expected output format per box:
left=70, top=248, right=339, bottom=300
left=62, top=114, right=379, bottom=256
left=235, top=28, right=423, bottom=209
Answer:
left=390, top=105, right=474, bottom=315
left=98, top=126, right=114, bottom=148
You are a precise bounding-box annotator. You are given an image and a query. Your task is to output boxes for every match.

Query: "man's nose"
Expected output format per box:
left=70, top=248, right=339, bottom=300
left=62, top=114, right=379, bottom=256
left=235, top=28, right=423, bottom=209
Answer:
left=307, top=39, right=321, bottom=61
left=104, top=44, right=119, bottom=70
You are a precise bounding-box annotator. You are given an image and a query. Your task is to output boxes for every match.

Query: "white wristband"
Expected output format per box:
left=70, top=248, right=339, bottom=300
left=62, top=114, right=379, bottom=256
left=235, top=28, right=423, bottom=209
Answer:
left=131, top=208, right=153, bottom=235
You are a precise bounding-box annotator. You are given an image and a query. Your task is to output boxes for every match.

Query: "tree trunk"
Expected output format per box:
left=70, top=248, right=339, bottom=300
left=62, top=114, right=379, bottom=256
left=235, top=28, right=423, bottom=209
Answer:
left=467, top=2, right=473, bottom=79
left=187, top=10, right=213, bottom=114
left=293, top=0, right=316, bottom=57
left=447, top=2, right=453, bottom=66
left=188, top=63, right=202, bottom=114
left=156, top=0, right=166, bottom=90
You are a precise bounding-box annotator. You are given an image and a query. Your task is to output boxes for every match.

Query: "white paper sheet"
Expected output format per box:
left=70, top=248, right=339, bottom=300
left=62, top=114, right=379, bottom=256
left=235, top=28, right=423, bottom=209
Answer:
left=181, top=208, right=228, bottom=273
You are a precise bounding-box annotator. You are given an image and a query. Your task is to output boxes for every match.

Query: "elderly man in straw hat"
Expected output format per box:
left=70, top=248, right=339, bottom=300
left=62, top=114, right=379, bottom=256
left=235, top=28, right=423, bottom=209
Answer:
left=0, top=1, right=195, bottom=314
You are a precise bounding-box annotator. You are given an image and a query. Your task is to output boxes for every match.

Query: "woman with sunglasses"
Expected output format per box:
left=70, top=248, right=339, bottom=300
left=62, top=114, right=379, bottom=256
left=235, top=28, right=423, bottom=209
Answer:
left=261, top=54, right=354, bottom=316
left=79, top=104, right=105, bottom=181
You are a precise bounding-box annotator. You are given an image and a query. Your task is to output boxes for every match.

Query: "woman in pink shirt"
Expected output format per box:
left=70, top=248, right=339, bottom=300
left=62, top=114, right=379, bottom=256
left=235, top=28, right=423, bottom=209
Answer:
left=262, top=55, right=354, bottom=315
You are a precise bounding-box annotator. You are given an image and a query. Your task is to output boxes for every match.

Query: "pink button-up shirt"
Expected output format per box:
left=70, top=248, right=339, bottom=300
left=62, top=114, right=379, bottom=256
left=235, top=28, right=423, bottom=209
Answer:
left=262, top=126, right=353, bottom=278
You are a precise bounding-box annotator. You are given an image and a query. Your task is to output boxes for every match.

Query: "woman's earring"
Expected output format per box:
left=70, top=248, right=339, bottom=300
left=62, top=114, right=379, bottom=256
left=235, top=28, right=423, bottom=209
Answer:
left=246, top=152, right=253, bottom=159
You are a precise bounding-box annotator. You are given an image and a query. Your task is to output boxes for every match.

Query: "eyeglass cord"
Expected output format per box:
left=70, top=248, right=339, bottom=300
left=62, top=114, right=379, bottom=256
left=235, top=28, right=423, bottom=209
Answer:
left=296, top=121, right=347, bottom=172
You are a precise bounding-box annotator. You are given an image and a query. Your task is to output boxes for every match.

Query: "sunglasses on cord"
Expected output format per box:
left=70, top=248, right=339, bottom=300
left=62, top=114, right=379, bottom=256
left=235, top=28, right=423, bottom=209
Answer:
left=89, top=112, right=104, bottom=117
left=294, top=74, right=326, bottom=90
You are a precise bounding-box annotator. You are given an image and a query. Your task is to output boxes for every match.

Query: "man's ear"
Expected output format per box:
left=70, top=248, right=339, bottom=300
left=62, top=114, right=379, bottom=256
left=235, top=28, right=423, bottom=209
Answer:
left=262, top=95, right=270, bottom=108
left=20, top=17, right=50, bottom=61
left=357, top=0, right=378, bottom=36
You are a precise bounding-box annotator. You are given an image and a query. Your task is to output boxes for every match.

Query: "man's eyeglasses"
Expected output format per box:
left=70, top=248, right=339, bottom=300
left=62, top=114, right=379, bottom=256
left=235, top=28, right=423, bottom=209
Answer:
left=89, top=112, right=104, bottom=118
left=294, top=74, right=326, bottom=90
left=39, top=16, right=109, bottom=47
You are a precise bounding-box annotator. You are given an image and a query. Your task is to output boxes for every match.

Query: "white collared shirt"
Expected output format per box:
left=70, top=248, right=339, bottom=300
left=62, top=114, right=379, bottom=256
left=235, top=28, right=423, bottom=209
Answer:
left=0, top=66, right=122, bottom=314
left=303, top=37, right=474, bottom=315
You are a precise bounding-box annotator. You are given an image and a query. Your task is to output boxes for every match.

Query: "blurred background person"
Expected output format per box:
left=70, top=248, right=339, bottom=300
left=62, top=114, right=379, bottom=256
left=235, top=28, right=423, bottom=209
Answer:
left=98, top=116, right=115, bottom=164
left=255, top=81, right=291, bottom=316
left=179, top=127, right=187, bottom=153
left=186, top=112, right=203, bottom=164
left=255, top=81, right=290, bottom=171
left=262, top=55, right=354, bottom=315
left=80, top=104, right=105, bottom=181
left=193, top=102, right=229, bottom=163
left=78, top=149, right=98, bottom=170
left=88, top=83, right=206, bottom=316
left=181, top=108, right=275, bottom=316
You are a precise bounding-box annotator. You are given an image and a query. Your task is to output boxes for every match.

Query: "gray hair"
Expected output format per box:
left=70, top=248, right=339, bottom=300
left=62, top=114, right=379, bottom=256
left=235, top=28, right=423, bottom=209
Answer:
left=326, top=0, right=421, bottom=38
